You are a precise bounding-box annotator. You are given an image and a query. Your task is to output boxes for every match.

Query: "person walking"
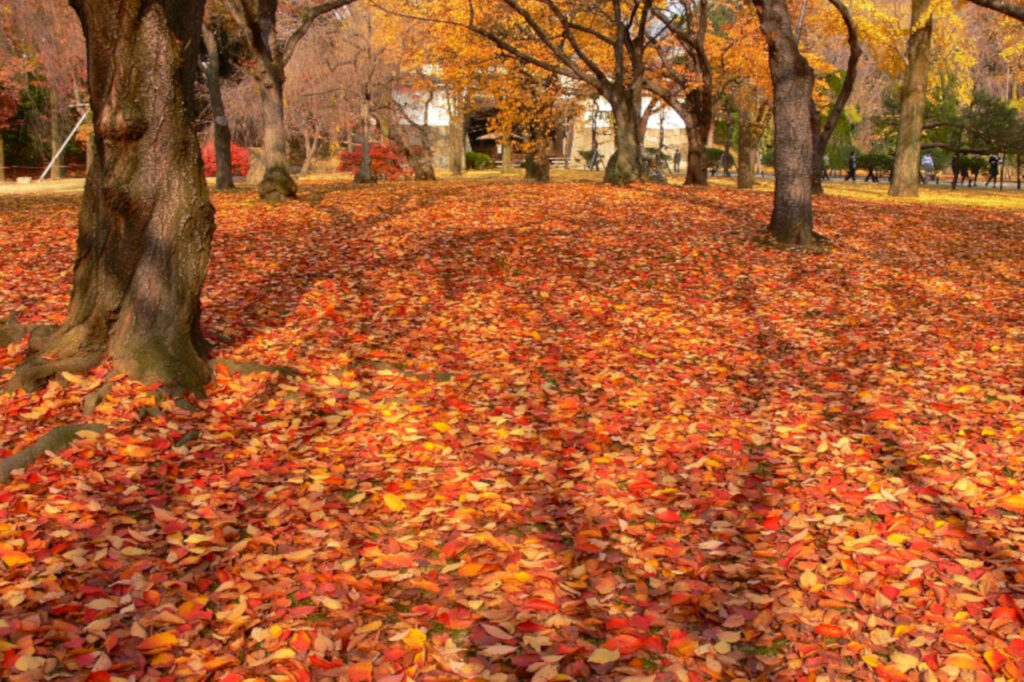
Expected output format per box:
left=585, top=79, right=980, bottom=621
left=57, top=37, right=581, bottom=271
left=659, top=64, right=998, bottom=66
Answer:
left=985, top=154, right=1000, bottom=187
left=673, top=148, right=682, bottom=174
left=921, top=152, right=935, bottom=183
left=845, top=151, right=857, bottom=181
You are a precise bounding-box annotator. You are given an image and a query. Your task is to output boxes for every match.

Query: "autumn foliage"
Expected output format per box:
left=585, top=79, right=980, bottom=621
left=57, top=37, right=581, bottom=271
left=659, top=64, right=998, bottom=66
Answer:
left=1, top=179, right=1023, bottom=679
left=337, top=142, right=411, bottom=179
left=201, top=142, right=250, bottom=178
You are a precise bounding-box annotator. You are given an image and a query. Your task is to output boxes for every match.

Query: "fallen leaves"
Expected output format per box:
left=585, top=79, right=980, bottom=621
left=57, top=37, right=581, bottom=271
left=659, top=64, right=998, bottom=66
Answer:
left=0, top=178, right=1023, bottom=679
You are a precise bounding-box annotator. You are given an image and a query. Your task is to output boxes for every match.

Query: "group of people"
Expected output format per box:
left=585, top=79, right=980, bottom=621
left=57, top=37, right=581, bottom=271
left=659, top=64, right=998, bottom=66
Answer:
left=841, top=150, right=1004, bottom=187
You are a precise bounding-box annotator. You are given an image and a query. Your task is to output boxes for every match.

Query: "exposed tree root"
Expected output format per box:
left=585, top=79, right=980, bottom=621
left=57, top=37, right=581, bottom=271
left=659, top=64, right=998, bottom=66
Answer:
left=5, top=351, right=104, bottom=394
left=0, top=424, right=105, bottom=483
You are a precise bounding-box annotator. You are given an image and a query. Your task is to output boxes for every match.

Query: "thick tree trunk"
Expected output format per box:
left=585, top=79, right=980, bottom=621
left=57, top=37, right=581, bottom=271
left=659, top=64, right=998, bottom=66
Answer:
left=737, top=109, right=759, bottom=189
left=256, top=71, right=297, bottom=199
left=755, top=0, right=816, bottom=245
left=524, top=136, right=551, bottom=182
left=202, top=25, right=234, bottom=189
left=50, top=88, right=65, bottom=180
left=9, top=0, right=214, bottom=395
left=889, top=0, right=932, bottom=197
left=683, top=112, right=710, bottom=185
left=604, top=92, right=643, bottom=184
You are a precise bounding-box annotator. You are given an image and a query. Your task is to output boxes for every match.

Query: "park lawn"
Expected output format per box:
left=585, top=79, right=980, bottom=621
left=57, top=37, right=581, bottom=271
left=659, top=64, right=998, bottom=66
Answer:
left=1, top=177, right=1023, bottom=680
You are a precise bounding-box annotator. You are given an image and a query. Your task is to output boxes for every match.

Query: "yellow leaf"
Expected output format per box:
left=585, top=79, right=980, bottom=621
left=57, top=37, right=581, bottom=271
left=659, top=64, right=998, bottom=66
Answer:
left=861, top=652, right=881, bottom=668
left=890, top=652, right=920, bottom=673
left=267, top=648, right=296, bottom=661
left=1, top=550, right=32, bottom=567
left=432, top=421, right=451, bottom=433
left=997, top=494, right=1024, bottom=512
left=14, top=654, right=46, bottom=672
left=403, top=627, right=427, bottom=649
left=799, top=570, right=818, bottom=590
left=138, top=631, right=179, bottom=653
left=356, top=620, right=383, bottom=634
left=383, top=493, right=406, bottom=511
left=588, top=647, right=621, bottom=664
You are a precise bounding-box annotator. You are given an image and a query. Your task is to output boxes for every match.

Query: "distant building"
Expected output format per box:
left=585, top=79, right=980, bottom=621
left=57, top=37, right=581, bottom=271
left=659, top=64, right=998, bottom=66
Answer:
left=395, top=92, right=688, bottom=171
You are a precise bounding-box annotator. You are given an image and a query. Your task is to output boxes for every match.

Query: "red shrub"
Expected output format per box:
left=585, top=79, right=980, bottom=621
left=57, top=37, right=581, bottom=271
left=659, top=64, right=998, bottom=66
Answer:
left=337, top=142, right=410, bottom=179
left=201, top=142, right=250, bottom=177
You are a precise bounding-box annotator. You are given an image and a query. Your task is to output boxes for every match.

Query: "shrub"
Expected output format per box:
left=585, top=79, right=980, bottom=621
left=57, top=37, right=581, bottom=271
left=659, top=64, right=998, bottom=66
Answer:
left=706, top=147, right=734, bottom=170
left=465, top=150, right=494, bottom=170
left=858, top=153, right=893, bottom=171
left=201, top=142, right=250, bottom=177
left=337, top=142, right=410, bottom=179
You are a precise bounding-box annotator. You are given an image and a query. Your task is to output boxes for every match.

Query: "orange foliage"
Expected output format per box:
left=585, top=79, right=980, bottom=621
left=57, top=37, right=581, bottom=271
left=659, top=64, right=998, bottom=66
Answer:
left=1, top=179, right=1023, bottom=679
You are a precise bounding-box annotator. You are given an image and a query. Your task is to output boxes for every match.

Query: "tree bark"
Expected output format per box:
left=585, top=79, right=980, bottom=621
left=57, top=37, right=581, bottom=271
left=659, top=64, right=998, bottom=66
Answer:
left=50, top=88, right=64, bottom=180
left=604, top=91, right=643, bottom=184
left=0, top=137, right=5, bottom=182
left=889, top=0, right=932, bottom=197
left=447, top=93, right=464, bottom=175
left=524, top=134, right=551, bottom=182
left=8, top=0, right=214, bottom=395
left=202, top=24, right=234, bottom=189
left=355, top=95, right=375, bottom=184
left=753, top=0, right=816, bottom=245
left=502, top=139, right=512, bottom=172
left=737, top=109, right=759, bottom=189
left=299, top=131, right=319, bottom=175
left=255, top=69, right=297, bottom=198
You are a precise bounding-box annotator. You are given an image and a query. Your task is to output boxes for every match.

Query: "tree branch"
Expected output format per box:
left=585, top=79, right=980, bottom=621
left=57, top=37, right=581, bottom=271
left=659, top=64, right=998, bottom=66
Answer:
left=281, top=0, right=357, bottom=66
left=965, top=0, right=1024, bottom=22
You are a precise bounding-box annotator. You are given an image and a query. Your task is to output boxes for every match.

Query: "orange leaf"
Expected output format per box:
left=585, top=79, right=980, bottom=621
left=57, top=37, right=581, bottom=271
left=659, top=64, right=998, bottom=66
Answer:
left=945, top=653, right=985, bottom=670
left=347, top=662, right=373, bottom=682
left=814, top=624, right=845, bottom=638
left=1, top=550, right=32, bottom=567
left=138, top=631, right=178, bottom=653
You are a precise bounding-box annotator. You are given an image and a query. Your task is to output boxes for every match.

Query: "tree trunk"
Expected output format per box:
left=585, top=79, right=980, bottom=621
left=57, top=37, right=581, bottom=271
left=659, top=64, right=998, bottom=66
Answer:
left=256, top=68, right=296, bottom=199
left=0, top=137, right=5, bottom=182
left=502, top=139, right=512, bottom=172
left=889, top=0, right=932, bottom=197
left=754, top=0, right=816, bottom=245
left=811, top=107, right=825, bottom=194
left=682, top=108, right=710, bottom=185
left=737, top=109, right=759, bottom=189
left=604, top=92, right=643, bottom=184
left=202, top=24, right=234, bottom=189
left=380, top=107, right=435, bottom=181
left=355, top=95, right=375, bottom=184
left=9, top=0, right=215, bottom=395
left=448, top=94, right=464, bottom=175
left=524, top=135, right=551, bottom=182
left=299, top=132, right=319, bottom=175
left=50, top=88, right=64, bottom=180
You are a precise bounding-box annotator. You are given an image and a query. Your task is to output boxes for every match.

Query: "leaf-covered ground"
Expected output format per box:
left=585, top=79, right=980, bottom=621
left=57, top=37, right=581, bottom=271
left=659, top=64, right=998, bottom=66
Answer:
left=1, top=179, right=1023, bottom=681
